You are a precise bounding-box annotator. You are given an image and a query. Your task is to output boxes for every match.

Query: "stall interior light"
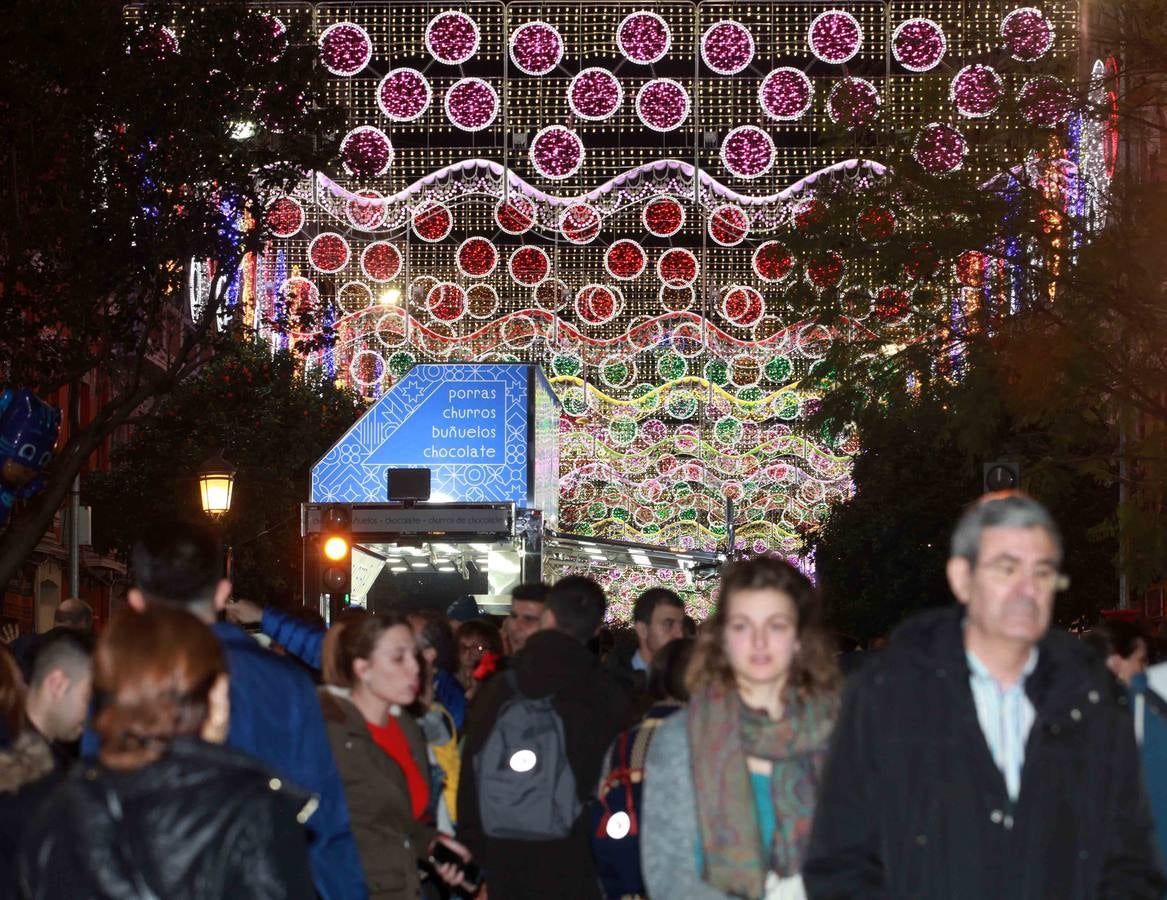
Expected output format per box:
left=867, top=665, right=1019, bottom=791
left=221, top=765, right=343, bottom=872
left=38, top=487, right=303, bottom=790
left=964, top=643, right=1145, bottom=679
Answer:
left=390, top=566, right=408, bottom=573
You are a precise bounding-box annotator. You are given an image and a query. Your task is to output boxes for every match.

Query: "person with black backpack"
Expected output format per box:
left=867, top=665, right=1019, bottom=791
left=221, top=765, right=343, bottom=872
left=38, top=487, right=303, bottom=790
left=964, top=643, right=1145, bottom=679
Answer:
left=457, top=576, right=634, bottom=900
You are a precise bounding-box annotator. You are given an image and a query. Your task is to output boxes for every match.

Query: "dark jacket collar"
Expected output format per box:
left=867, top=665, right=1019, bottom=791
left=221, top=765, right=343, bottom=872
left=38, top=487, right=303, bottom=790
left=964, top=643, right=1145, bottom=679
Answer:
left=512, top=629, right=598, bottom=696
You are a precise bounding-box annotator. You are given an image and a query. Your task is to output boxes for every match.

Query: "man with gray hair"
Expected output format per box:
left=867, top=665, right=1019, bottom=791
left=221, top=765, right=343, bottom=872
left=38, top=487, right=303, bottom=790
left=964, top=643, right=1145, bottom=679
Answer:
left=804, top=492, right=1165, bottom=898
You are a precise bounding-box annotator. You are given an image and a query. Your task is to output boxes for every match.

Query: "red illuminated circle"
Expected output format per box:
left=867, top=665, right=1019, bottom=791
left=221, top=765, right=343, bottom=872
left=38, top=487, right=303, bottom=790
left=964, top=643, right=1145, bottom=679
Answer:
left=508, top=246, right=551, bottom=286
left=412, top=201, right=453, bottom=242
left=346, top=189, right=386, bottom=230
left=456, top=237, right=498, bottom=277
left=657, top=248, right=699, bottom=287
left=721, top=285, right=765, bottom=327
left=955, top=250, right=989, bottom=287
left=575, top=284, right=622, bottom=324
left=361, top=242, right=402, bottom=283
left=857, top=206, right=896, bottom=243
left=264, top=196, right=303, bottom=237
left=495, top=195, right=536, bottom=234
left=873, top=286, right=911, bottom=324
left=643, top=196, right=685, bottom=236
left=708, top=204, right=750, bottom=246
left=466, top=284, right=500, bottom=319
left=605, top=240, right=648, bottom=280
left=753, top=241, right=795, bottom=283
left=308, top=232, right=350, bottom=273
left=559, top=204, right=601, bottom=244
left=806, top=250, right=845, bottom=290
left=426, top=283, right=467, bottom=321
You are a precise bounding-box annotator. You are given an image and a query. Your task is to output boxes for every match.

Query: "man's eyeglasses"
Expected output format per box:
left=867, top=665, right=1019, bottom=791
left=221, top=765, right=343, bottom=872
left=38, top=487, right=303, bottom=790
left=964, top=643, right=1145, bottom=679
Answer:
left=979, top=559, right=1070, bottom=591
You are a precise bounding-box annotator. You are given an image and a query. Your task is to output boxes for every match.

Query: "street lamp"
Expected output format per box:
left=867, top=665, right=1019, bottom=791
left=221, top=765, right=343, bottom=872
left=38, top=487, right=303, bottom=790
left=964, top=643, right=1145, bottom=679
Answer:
left=197, top=451, right=236, bottom=521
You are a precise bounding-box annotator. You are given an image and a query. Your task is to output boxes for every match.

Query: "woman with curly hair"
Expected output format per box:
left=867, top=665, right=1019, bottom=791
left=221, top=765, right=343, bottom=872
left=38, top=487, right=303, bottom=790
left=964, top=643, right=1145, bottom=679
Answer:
left=640, top=557, right=840, bottom=900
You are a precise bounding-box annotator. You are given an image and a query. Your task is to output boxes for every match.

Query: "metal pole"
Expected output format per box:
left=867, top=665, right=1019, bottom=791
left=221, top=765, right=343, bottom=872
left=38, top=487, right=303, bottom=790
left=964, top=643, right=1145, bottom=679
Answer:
left=69, top=474, right=80, bottom=597
left=1119, top=408, right=1129, bottom=609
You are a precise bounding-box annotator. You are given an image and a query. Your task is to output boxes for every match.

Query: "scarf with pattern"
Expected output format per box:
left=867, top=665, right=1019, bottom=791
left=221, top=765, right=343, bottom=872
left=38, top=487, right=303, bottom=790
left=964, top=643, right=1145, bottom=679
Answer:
left=688, top=685, right=836, bottom=899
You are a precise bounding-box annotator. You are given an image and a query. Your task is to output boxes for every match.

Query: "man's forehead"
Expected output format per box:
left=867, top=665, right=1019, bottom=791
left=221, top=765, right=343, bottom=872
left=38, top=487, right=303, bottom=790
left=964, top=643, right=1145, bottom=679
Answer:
left=512, top=599, right=544, bottom=616
left=652, top=605, right=683, bottom=621
left=972, top=524, right=1059, bottom=561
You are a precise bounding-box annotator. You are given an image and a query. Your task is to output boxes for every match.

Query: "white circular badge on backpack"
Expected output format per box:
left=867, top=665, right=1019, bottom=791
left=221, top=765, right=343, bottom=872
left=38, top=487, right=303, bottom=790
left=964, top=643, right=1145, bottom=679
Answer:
left=605, top=811, right=631, bottom=840
left=509, top=749, right=537, bottom=772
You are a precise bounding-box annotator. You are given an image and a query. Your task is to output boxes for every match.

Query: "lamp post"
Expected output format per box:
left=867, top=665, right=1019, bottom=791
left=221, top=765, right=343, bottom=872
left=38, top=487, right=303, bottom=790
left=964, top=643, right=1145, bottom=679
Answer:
left=197, top=451, right=237, bottom=579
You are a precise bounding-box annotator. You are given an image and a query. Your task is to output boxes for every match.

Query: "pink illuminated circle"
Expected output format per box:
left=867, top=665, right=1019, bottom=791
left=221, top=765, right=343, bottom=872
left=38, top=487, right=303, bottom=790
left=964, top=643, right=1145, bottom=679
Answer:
left=495, top=195, right=536, bottom=235
left=636, top=78, right=691, bottom=132
left=720, top=126, right=775, bottom=179
left=509, top=21, right=563, bottom=76
left=913, top=123, right=967, bottom=174
left=319, top=22, right=372, bottom=77
left=444, top=78, right=499, bottom=131
left=426, top=11, right=480, bottom=64
left=951, top=65, right=1004, bottom=118
left=361, top=242, right=402, bottom=283
left=346, top=189, right=386, bottom=231
left=643, top=196, right=686, bottom=236
left=759, top=68, right=814, bottom=121
left=575, top=284, right=622, bottom=324
left=426, top=283, right=467, bottom=322
left=753, top=241, right=795, bottom=283
left=701, top=20, right=755, bottom=75
left=309, top=232, right=350, bottom=273
left=605, top=240, right=648, bottom=280
left=340, top=126, right=394, bottom=178
left=264, top=197, right=304, bottom=237
left=657, top=248, right=699, bottom=288
left=509, top=246, right=551, bottom=286
left=530, top=126, right=585, bottom=180
left=456, top=237, right=498, bottom=278
left=569, top=68, right=623, bottom=121
left=708, top=204, right=750, bottom=246
left=892, top=18, right=946, bottom=72
left=1018, top=76, right=1075, bottom=127
left=617, top=12, right=671, bottom=64
left=560, top=204, right=602, bottom=244
left=828, top=78, right=881, bottom=129
left=377, top=68, right=431, bottom=122
left=1001, top=7, right=1053, bottom=62
left=808, top=11, right=863, bottom=65
left=721, top=286, right=765, bottom=327
left=412, top=201, right=453, bottom=242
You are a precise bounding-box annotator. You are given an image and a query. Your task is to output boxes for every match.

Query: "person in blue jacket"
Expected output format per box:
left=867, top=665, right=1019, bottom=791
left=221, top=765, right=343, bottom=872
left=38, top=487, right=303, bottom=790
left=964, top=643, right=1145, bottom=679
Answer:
left=122, top=523, right=368, bottom=900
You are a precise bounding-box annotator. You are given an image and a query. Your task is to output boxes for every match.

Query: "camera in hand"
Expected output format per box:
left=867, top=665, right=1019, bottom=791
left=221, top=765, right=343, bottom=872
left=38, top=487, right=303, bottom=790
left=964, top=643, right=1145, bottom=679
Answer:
left=429, top=840, right=481, bottom=893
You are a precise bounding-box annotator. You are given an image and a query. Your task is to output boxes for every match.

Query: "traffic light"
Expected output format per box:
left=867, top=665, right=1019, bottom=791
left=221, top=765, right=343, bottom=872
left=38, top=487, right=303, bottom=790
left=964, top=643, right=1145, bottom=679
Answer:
left=983, top=461, right=1020, bottom=494
left=319, top=504, right=352, bottom=597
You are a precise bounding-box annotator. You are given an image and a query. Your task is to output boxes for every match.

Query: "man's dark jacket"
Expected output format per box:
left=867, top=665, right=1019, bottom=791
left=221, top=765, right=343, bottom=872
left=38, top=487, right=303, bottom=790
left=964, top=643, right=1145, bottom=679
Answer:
left=603, top=639, right=650, bottom=716
left=803, top=605, right=1166, bottom=900
left=457, top=629, right=634, bottom=900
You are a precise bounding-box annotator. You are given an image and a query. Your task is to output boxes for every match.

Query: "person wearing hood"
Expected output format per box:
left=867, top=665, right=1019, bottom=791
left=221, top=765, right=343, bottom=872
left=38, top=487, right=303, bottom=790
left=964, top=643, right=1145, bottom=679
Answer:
left=803, top=492, right=1165, bottom=899
left=457, top=576, right=634, bottom=899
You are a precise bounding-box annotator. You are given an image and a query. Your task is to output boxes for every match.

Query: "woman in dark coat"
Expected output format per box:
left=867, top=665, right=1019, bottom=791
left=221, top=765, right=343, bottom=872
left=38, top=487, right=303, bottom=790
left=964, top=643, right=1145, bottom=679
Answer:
left=18, top=606, right=315, bottom=899
left=320, top=610, right=472, bottom=899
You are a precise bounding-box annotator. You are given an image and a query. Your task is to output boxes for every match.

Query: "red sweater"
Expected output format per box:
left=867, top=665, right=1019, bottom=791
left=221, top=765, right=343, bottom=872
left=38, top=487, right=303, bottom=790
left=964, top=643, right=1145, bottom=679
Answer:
left=366, top=715, right=429, bottom=820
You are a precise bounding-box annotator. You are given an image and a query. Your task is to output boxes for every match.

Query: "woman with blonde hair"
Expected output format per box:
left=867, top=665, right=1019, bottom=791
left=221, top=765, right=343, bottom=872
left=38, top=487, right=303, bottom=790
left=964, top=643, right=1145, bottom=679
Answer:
left=640, top=556, right=840, bottom=900
left=18, top=606, right=314, bottom=899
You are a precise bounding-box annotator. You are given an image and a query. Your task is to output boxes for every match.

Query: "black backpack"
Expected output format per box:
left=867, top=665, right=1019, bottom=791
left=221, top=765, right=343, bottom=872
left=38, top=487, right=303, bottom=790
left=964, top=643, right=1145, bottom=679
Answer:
left=475, top=670, right=580, bottom=840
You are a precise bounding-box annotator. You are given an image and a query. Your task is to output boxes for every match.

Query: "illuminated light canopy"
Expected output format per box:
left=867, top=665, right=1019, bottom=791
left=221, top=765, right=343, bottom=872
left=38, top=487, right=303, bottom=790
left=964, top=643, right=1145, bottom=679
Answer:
left=509, top=21, right=564, bottom=75
left=377, top=68, right=432, bottom=122
left=1001, top=7, right=1054, bottom=62
left=913, top=123, right=967, bottom=174
left=605, top=239, right=648, bottom=280
left=1018, top=75, right=1075, bottom=127
left=426, top=283, right=468, bottom=322
left=891, top=18, right=946, bottom=72
left=412, top=201, right=453, bottom=242
left=426, top=11, right=480, bottom=64
left=568, top=68, right=623, bottom=121
left=808, top=11, right=863, bottom=65
left=856, top=206, right=896, bottom=243
left=721, top=285, right=765, bottom=327
left=495, top=195, right=536, bottom=234
left=753, top=241, right=795, bottom=283
left=361, top=242, right=402, bottom=282
left=445, top=78, right=499, bottom=131
left=636, top=79, right=691, bottom=132
left=951, top=64, right=1004, bottom=118
left=346, top=189, right=387, bottom=231
left=643, top=197, right=685, bottom=237
left=806, top=250, right=845, bottom=290
left=456, top=237, right=498, bottom=278
left=319, top=22, right=372, bottom=76
left=720, top=125, right=775, bottom=179
left=575, top=284, right=623, bottom=324
left=657, top=248, right=699, bottom=287
left=827, top=78, right=881, bottom=129
left=509, top=246, right=551, bottom=286
left=560, top=204, right=602, bottom=244
left=308, top=232, right=350, bottom=273
left=235, top=12, right=287, bottom=64
left=264, top=196, right=303, bottom=237
left=708, top=204, right=750, bottom=246
left=759, top=68, right=814, bottom=121
left=617, top=11, right=671, bottom=64
left=340, top=126, right=394, bottom=178
left=530, top=126, right=585, bottom=180
left=466, top=284, right=500, bottom=319
left=701, top=20, right=755, bottom=76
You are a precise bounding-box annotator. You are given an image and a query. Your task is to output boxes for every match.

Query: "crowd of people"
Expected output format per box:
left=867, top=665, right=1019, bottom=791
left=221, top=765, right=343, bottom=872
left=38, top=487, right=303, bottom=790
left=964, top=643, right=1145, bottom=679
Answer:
left=2, top=491, right=1167, bottom=898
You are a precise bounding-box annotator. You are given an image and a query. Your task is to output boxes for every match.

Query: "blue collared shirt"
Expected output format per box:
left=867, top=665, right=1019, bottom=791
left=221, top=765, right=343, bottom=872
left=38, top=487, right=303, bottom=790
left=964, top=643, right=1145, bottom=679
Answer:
left=966, top=646, right=1039, bottom=801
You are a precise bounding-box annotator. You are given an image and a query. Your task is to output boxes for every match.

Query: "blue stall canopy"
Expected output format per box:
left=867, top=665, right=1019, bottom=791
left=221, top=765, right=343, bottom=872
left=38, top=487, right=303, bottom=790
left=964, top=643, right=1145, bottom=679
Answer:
left=311, top=363, right=560, bottom=526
